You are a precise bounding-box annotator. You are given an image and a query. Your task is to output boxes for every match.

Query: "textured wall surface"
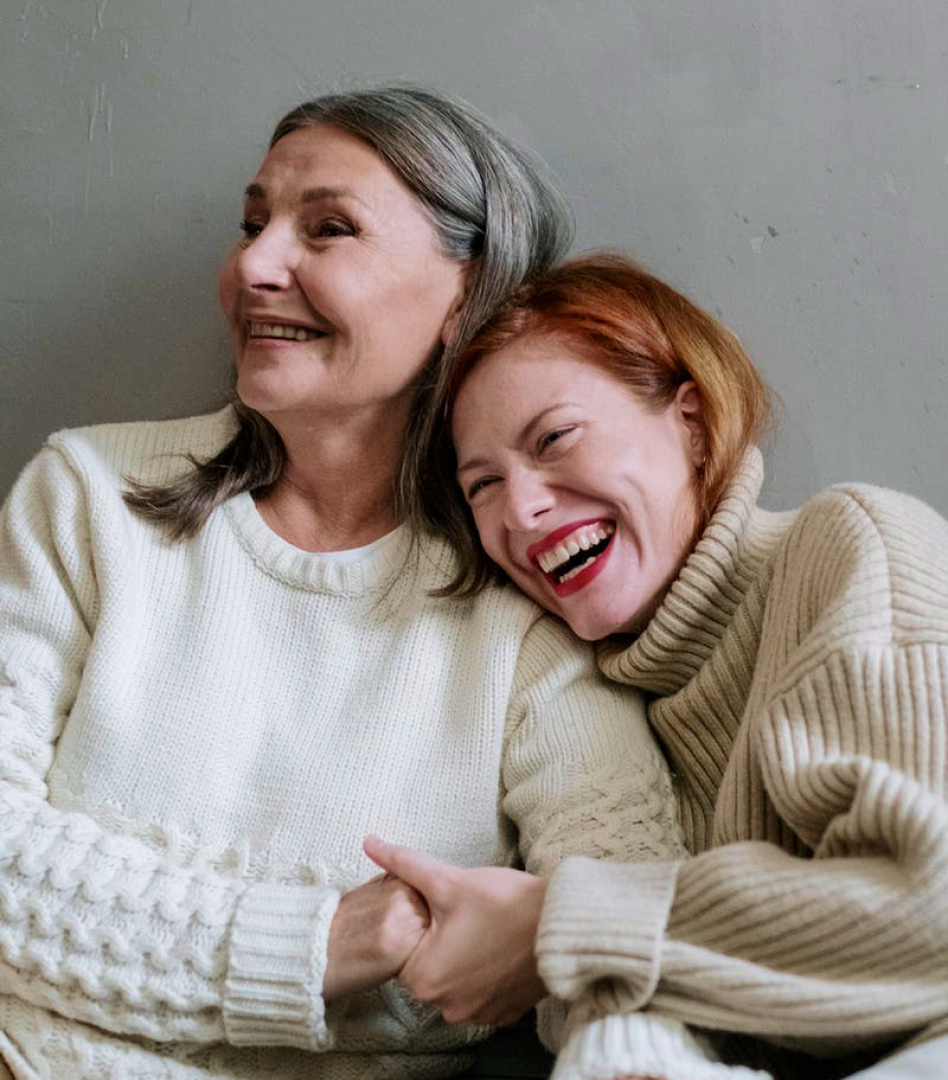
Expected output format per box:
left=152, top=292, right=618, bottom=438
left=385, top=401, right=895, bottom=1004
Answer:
left=3, top=0, right=947, bottom=512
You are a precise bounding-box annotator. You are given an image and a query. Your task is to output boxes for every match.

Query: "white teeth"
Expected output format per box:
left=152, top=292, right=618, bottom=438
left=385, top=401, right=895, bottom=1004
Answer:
left=248, top=321, right=322, bottom=341
left=536, top=522, right=615, bottom=575
left=559, top=555, right=599, bottom=583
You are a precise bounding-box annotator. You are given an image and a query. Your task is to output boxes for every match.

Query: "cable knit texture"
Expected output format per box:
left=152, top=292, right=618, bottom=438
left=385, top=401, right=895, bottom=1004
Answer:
left=538, top=449, right=948, bottom=1080
left=0, top=409, right=685, bottom=1080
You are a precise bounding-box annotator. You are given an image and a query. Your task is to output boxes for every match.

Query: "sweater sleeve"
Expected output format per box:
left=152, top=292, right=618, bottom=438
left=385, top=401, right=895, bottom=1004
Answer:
left=0, top=445, right=340, bottom=1050
left=504, top=617, right=756, bottom=1080
left=538, top=489, right=948, bottom=1061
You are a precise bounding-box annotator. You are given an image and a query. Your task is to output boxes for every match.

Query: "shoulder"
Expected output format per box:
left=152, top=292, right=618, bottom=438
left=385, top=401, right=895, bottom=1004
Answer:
left=771, top=482, right=948, bottom=645
left=410, top=533, right=594, bottom=669
left=44, top=407, right=238, bottom=489
left=787, top=482, right=948, bottom=573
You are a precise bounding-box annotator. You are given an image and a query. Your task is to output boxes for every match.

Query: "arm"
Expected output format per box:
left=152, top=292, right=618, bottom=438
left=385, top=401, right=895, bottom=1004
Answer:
left=0, top=444, right=423, bottom=1049
left=506, top=617, right=761, bottom=1080
left=540, top=644, right=948, bottom=1056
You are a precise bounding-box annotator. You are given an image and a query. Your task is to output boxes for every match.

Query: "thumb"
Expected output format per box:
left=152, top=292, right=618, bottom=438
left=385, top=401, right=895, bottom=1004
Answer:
left=364, top=836, right=454, bottom=905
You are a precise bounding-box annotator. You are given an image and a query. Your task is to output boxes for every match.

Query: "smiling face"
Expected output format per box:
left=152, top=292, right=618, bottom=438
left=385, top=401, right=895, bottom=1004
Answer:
left=217, top=124, right=467, bottom=427
left=452, top=334, right=706, bottom=640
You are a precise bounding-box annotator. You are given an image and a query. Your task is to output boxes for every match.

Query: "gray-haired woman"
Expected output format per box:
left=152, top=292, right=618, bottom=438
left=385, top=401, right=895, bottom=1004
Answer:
left=0, top=87, right=686, bottom=1080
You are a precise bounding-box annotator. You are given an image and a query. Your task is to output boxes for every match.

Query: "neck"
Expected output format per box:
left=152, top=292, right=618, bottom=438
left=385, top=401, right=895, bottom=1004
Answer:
left=256, top=404, right=411, bottom=552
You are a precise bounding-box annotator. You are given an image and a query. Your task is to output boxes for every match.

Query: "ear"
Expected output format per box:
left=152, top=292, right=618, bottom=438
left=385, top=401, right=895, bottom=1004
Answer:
left=440, top=262, right=473, bottom=347
left=675, top=381, right=707, bottom=468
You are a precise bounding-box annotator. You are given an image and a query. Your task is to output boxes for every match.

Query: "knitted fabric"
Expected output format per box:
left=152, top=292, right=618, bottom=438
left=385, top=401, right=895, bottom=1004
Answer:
left=539, top=449, right=948, bottom=1080
left=0, top=409, right=686, bottom=1080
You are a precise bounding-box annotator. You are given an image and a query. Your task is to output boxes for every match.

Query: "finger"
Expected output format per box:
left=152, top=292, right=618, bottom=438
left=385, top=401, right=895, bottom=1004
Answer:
left=363, top=836, right=454, bottom=903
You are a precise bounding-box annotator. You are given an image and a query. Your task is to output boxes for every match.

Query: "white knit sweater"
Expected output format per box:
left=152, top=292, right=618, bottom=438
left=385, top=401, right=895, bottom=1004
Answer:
left=0, top=409, right=689, bottom=1080
left=539, top=449, right=948, bottom=1080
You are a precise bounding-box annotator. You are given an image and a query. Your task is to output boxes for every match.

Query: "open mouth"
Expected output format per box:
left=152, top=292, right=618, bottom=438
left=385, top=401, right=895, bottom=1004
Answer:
left=529, top=521, right=616, bottom=590
left=247, top=320, right=326, bottom=342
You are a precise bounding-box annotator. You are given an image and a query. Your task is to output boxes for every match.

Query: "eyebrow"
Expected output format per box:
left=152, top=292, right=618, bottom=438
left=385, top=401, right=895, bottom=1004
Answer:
left=243, top=182, right=368, bottom=208
left=456, top=403, right=579, bottom=477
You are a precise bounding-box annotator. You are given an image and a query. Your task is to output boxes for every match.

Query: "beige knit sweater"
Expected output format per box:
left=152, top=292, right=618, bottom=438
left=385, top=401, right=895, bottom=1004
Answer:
left=538, top=449, right=948, bottom=1080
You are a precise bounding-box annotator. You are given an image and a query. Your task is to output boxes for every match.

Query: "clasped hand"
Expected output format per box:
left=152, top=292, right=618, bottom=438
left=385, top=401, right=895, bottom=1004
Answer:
left=325, top=846, right=660, bottom=1079
left=330, top=837, right=546, bottom=1025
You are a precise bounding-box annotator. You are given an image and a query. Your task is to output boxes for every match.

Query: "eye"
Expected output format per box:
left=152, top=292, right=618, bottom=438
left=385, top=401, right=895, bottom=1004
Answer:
left=239, top=218, right=264, bottom=242
left=308, top=218, right=356, bottom=240
left=537, top=426, right=576, bottom=453
left=465, top=475, right=499, bottom=501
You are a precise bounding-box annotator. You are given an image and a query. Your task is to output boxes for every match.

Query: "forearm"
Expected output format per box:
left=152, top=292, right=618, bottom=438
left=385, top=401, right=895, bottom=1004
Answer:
left=0, top=783, right=341, bottom=1048
left=540, top=836, right=948, bottom=1050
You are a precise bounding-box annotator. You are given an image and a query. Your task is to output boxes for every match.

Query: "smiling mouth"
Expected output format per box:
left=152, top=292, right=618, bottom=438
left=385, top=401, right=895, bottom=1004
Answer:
left=532, top=521, right=616, bottom=585
left=247, top=320, right=326, bottom=342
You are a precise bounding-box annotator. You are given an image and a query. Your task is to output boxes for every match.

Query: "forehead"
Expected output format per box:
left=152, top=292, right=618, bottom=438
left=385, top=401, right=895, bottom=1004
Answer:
left=453, top=335, right=619, bottom=439
left=248, top=123, right=419, bottom=210
left=463, top=335, right=611, bottom=401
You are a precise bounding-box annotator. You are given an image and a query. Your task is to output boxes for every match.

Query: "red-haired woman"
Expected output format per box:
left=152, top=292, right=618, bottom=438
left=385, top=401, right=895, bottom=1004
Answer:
left=368, top=254, right=948, bottom=1080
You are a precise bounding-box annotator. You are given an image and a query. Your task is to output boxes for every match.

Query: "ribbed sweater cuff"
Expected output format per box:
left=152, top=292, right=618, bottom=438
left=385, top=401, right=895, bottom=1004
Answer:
left=224, top=882, right=341, bottom=1050
left=537, top=856, right=679, bottom=1006
left=552, top=1012, right=770, bottom=1080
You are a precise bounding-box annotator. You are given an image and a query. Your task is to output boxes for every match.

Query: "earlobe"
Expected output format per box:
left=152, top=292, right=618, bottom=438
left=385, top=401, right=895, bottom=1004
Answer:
left=676, top=381, right=707, bottom=468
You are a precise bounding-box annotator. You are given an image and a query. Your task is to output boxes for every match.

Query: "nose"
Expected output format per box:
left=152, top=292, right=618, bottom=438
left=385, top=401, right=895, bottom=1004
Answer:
left=234, top=222, right=297, bottom=293
left=503, top=468, right=554, bottom=531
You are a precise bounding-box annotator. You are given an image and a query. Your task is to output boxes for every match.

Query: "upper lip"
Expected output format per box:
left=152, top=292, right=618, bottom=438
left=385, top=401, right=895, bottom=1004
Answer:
left=526, top=518, right=612, bottom=565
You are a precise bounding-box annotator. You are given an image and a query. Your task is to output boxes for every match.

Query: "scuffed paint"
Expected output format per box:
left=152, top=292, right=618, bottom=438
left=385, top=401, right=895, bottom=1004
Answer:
left=91, top=0, right=109, bottom=41
left=84, top=82, right=114, bottom=213
left=87, top=83, right=107, bottom=142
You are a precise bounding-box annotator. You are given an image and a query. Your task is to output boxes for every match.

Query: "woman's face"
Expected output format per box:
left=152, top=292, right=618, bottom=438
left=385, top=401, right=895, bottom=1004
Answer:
left=218, top=124, right=467, bottom=425
left=453, top=335, right=705, bottom=640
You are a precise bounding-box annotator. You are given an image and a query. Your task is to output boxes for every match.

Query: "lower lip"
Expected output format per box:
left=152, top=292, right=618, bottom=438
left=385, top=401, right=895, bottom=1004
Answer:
left=245, top=335, right=324, bottom=347
left=545, top=534, right=615, bottom=598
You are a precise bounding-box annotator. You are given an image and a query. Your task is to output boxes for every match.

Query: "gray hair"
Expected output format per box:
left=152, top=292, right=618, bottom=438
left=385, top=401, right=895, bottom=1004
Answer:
left=125, top=85, right=572, bottom=547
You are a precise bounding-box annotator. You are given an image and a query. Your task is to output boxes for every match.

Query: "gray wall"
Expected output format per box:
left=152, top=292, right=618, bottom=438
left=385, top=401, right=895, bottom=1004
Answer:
left=3, top=0, right=946, bottom=512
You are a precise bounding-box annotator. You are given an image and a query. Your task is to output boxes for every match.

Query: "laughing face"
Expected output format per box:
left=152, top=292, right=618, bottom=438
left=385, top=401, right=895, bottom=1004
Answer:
left=452, top=334, right=706, bottom=640
left=218, top=123, right=467, bottom=427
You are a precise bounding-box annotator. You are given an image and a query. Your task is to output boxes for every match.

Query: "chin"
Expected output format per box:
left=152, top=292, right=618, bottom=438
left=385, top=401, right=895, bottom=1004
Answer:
left=560, top=591, right=658, bottom=643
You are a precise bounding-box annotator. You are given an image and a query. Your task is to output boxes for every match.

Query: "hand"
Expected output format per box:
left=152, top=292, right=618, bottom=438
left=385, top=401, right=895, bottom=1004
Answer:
left=364, top=836, right=548, bottom=1025
left=323, top=873, right=430, bottom=1001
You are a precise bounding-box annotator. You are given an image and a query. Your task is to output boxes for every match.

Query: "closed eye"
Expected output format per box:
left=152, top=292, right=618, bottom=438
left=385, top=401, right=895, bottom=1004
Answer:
left=538, top=426, right=577, bottom=453
left=465, top=475, right=500, bottom=501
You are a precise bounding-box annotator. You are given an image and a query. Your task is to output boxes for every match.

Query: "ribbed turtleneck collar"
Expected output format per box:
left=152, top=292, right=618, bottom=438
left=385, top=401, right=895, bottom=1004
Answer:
left=598, top=448, right=793, bottom=696
left=223, top=492, right=418, bottom=596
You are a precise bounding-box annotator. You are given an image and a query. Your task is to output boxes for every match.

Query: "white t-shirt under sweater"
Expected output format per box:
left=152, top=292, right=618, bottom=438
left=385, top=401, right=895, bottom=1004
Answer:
left=539, top=449, right=948, bottom=1080
left=0, top=409, right=693, bottom=1080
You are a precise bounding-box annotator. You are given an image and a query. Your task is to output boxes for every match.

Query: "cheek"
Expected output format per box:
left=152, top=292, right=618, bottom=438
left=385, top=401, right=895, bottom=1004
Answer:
left=472, top=508, right=507, bottom=567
